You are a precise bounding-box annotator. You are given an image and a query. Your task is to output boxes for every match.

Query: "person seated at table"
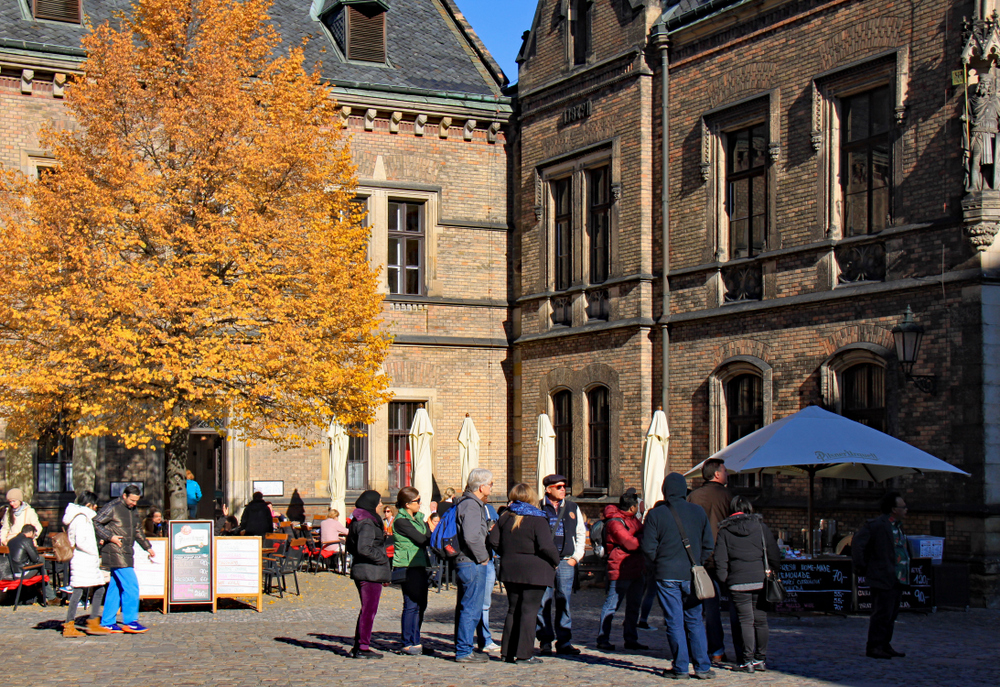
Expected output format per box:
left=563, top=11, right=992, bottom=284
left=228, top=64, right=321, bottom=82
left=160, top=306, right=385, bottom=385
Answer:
left=320, top=509, right=349, bottom=570
left=213, top=504, right=231, bottom=536
left=240, top=492, right=274, bottom=537
left=1, top=488, right=43, bottom=545
left=223, top=515, right=239, bottom=534
left=7, top=524, right=56, bottom=604
left=266, top=501, right=289, bottom=523
left=143, top=508, right=165, bottom=537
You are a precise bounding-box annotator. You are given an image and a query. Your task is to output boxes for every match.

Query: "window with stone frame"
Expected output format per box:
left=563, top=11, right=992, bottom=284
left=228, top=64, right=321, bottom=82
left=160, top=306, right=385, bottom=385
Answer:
left=708, top=357, right=774, bottom=490
left=387, top=201, right=424, bottom=296
left=588, top=165, right=611, bottom=284
left=841, top=86, right=892, bottom=236
left=35, top=422, right=73, bottom=493
left=587, top=386, right=610, bottom=490
left=552, top=390, right=573, bottom=491
left=570, top=0, right=592, bottom=66
left=726, top=124, right=768, bottom=259
left=387, top=401, right=421, bottom=490
left=553, top=177, right=573, bottom=291
left=346, top=425, right=369, bottom=491
left=726, top=374, right=763, bottom=489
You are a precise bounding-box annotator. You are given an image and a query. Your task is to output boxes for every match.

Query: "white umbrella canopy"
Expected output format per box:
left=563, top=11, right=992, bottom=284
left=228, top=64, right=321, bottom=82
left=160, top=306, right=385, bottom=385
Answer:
left=642, top=409, right=670, bottom=509
left=458, top=413, right=480, bottom=490
left=536, top=413, right=556, bottom=499
left=409, top=407, right=435, bottom=520
left=327, top=420, right=349, bottom=524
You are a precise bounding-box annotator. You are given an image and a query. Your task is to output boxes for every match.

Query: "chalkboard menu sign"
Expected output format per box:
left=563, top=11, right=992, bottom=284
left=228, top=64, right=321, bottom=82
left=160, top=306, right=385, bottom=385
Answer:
left=776, top=558, right=853, bottom=613
left=169, top=521, right=214, bottom=605
left=855, top=557, right=933, bottom=613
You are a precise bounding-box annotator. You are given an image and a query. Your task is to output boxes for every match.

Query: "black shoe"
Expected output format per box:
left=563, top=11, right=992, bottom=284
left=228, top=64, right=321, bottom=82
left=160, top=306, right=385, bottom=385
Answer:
left=624, top=641, right=649, bottom=651
left=884, top=646, right=906, bottom=658
left=539, top=643, right=553, bottom=656
left=518, top=657, right=544, bottom=665
left=455, top=652, right=488, bottom=663
left=661, top=669, right=688, bottom=679
left=596, top=641, right=616, bottom=651
left=349, top=648, right=382, bottom=659
left=866, top=648, right=892, bottom=660
left=690, top=670, right=715, bottom=680
left=637, top=620, right=653, bottom=630
left=556, top=645, right=581, bottom=655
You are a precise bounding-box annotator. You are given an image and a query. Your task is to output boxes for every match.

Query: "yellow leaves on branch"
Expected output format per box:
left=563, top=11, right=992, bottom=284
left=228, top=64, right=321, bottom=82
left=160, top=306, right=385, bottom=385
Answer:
left=0, top=0, right=390, bottom=450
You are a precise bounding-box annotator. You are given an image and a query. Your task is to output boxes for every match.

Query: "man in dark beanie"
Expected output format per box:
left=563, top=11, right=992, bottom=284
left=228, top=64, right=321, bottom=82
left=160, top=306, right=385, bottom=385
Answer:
left=346, top=490, right=391, bottom=659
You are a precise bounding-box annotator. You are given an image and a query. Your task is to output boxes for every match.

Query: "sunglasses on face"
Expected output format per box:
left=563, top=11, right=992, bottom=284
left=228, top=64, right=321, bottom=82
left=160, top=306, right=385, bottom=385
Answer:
left=552, top=484, right=567, bottom=490
left=409, top=498, right=421, bottom=504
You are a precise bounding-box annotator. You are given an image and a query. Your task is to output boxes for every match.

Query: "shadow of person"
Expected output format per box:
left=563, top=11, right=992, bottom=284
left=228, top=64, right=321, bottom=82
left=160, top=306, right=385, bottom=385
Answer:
left=287, top=489, right=305, bottom=523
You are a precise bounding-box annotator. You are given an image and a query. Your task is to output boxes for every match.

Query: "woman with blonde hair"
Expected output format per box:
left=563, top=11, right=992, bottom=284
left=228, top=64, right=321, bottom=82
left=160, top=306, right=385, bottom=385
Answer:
left=488, top=483, right=559, bottom=665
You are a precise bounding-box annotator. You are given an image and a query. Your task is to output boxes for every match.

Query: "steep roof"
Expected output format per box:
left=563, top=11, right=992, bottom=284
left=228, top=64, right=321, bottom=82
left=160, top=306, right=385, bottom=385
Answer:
left=0, top=0, right=506, bottom=97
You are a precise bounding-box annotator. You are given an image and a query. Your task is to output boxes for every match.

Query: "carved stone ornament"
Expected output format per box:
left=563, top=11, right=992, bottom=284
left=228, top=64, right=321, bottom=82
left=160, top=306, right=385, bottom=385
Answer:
left=836, top=241, right=886, bottom=283
left=389, top=111, right=402, bottom=134
left=966, top=221, right=1000, bottom=250
left=700, top=162, right=711, bottom=182
left=962, top=190, right=1000, bottom=251
left=611, top=182, right=622, bottom=201
left=811, top=129, right=823, bottom=151
left=722, top=263, right=763, bottom=303
left=414, top=113, right=427, bottom=136
left=364, top=109, right=377, bottom=131
left=488, top=122, right=500, bottom=143
left=768, top=142, right=781, bottom=164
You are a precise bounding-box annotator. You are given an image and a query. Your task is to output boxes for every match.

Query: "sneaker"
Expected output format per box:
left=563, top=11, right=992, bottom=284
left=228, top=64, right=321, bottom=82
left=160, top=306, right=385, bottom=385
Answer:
left=455, top=652, right=488, bottom=663
left=736, top=661, right=755, bottom=673
left=596, top=640, right=616, bottom=651
left=101, top=624, right=124, bottom=634
left=624, top=641, right=649, bottom=651
left=661, top=669, right=688, bottom=679
left=121, top=622, right=148, bottom=634
left=752, top=659, right=766, bottom=672
left=482, top=642, right=502, bottom=654
left=637, top=620, right=653, bottom=630
left=691, top=670, right=715, bottom=680
left=517, top=657, right=544, bottom=665
left=58, top=585, right=74, bottom=594
left=556, top=644, right=581, bottom=655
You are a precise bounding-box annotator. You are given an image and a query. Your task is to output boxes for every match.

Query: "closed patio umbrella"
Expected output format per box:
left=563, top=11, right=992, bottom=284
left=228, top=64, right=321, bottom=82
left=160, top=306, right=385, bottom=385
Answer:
left=536, top=413, right=556, bottom=498
left=327, top=420, right=349, bottom=524
left=642, top=409, right=670, bottom=511
left=458, top=413, right=480, bottom=490
left=409, top=406, right=434, bottom=520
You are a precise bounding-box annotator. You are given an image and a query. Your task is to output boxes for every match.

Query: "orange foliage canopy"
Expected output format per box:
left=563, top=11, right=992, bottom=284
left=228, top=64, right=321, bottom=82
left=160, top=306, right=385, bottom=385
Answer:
left=0, top=0, right=390, bottom=450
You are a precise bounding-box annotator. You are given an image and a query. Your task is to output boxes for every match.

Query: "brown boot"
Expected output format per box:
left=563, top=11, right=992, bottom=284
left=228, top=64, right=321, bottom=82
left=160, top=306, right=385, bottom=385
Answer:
left=63, top=621, right=85, bottom=638
left=85, top=618, right=113, bottom=635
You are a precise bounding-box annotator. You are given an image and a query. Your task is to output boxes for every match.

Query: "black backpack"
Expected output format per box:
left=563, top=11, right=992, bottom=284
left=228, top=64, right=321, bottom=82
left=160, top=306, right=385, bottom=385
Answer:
left=591, top=517, right=624, bottom=559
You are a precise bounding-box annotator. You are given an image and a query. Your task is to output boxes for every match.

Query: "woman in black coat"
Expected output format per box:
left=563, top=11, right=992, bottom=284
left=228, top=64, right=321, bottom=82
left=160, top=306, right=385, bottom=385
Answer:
left=346, top=490, right=391, bottom=659
left=714, top=495, right=782, bottom=673
left=488, top=483, right=560, bottom=665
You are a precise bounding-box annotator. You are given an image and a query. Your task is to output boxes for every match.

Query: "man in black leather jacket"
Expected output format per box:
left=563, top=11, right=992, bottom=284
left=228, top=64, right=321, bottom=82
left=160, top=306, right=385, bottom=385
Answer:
left=94, top=485, right=154, bottom=633
left=8, top=524, right=42, bottom=575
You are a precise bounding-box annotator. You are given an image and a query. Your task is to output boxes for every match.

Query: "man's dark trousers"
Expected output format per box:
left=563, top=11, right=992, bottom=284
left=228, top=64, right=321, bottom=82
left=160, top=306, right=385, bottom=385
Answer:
left=867, top=584, right=902, bottom=652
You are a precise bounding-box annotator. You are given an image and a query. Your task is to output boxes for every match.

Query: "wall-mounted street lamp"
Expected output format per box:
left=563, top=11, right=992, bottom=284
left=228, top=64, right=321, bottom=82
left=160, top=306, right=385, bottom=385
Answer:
left=891, top=306, right=936, bottom=395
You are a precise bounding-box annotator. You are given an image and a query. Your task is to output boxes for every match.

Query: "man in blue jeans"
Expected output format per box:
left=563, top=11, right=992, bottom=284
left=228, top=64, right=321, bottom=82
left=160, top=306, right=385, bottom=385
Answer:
left=536, top=473, right=586, bottom=655
left=641, top=472, right=715, bottom=679
left=453, top=468, right=494, bottom=662
left=94, top=485, right=155, bottom=633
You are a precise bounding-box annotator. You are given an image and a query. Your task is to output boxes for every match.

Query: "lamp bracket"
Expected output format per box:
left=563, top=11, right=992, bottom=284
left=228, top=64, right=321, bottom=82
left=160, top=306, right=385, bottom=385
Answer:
left=905, top=373, right=937, bottom=395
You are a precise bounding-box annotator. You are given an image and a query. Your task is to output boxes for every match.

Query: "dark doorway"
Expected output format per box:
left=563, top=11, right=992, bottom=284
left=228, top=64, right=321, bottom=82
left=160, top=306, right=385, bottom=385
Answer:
left=188, top=433, right=224, bottom=519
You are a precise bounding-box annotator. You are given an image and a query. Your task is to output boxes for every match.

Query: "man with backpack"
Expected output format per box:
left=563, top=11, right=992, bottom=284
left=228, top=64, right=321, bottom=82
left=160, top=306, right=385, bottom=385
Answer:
left=535, top=474, right=587, bottom=656
left=453, top=468, right=494, bottom=662
left=595, top=488, right=646, bottom=652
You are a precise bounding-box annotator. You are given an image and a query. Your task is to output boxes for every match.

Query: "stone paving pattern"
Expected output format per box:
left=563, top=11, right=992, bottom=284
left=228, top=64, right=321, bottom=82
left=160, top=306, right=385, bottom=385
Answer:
left=2, top=573, right=995, bottom=686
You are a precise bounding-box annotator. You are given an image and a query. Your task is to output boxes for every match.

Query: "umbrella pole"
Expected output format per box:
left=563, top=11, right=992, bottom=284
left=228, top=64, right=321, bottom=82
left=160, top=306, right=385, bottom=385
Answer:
left=807, top=467, right=816, bottom=555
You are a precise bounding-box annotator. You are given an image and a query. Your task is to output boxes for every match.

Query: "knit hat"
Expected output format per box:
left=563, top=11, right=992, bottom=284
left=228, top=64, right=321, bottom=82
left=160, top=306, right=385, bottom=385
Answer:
left=6, top=488, right=23, bottom=502
left=354, top=490, right=382, bottom=517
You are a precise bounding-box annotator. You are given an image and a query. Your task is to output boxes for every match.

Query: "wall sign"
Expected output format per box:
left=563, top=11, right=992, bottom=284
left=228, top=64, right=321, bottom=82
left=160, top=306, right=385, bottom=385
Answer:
left=562, top=100, right=591, bottom=125
left=252, top=480, right=284, bottom=497
left=169, top=520, right=214, bottom=606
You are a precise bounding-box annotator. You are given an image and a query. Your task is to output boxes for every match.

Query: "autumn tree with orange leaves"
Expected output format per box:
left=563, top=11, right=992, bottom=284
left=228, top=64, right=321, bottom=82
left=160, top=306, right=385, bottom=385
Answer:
left=0, top=0, right=390, bottom=518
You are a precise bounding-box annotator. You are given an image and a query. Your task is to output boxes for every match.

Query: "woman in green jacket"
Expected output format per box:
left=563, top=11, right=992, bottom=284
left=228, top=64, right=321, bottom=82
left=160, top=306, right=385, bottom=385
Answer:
left=393, top=486, right=430, bottom=655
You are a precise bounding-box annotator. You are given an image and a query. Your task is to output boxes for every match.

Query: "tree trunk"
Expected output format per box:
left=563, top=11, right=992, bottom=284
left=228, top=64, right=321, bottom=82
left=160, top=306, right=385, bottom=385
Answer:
left=165, top=426, right=189, bottom=521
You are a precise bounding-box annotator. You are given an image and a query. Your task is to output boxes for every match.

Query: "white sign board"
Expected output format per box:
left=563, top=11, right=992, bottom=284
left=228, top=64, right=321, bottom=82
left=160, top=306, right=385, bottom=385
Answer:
left=215, top=537, right=262, bottom=597
left=133, top=538, right=167, bottom=598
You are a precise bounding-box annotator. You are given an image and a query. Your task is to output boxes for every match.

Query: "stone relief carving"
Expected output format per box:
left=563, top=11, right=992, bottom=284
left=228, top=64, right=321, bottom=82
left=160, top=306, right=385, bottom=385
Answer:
left=965, top=72, right=1000, bottom=192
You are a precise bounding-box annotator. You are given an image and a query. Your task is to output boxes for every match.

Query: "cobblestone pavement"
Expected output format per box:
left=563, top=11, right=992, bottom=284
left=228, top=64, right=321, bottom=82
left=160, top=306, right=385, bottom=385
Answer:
left=2, top=572, right=994, bottom=686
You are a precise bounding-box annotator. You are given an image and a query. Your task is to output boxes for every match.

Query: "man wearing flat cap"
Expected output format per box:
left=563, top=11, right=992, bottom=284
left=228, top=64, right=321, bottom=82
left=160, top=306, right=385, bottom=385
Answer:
left=535, top=474, right=587, bottom=655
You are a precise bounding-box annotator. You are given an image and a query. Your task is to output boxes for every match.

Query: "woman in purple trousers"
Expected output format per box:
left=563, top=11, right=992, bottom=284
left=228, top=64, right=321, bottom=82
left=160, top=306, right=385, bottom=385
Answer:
left=346, top=490, right=391, bottom=658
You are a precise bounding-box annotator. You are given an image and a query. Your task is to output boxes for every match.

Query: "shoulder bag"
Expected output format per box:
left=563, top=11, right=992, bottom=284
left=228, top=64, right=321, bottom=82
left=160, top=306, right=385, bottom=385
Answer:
left=760, top=523, right=786, bottom=604
left=665, top=501, right=715, bottom=600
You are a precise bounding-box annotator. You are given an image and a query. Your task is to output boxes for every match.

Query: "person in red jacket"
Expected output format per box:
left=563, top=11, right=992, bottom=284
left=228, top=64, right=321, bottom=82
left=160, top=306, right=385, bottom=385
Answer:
left=595, top=488, right=647, bottom=652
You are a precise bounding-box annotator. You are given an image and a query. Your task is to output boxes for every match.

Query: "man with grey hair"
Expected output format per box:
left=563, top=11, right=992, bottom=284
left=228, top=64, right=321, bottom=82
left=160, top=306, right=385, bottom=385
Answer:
left=453, top=467, right=494, bottom=662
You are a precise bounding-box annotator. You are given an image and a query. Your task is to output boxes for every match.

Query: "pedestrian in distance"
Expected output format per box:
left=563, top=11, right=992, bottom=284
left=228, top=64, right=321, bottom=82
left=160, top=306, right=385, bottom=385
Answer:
left=62, top=491, right=113, bottom=637
left=596, top=487, right=647, bottom=652
left=1, top=487, right=43, bottom=545
left=185, top=470, right=202, bottom=519
left=453, top=467, right=494, bottom=663
left=852, top=491, right=910, bottom=660
left=94, top=484, right=155, bottom=633
left=713, top=495, right=781, bottom=672
left=392, top=486, right=430, bottom=656
left=687, top=458, right=735, bottom=664
left=534, top=473, right=586, bottom=656
left=488, top=482, right=559, bottom=665
left=641, top=473, right=715, bottom=679
left=346, top=489, right=391, bottom=659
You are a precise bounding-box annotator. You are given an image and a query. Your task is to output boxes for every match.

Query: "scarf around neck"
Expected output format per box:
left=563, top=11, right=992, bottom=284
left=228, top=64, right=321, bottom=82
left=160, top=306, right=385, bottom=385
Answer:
left=507, top=500, right=546, bottom=518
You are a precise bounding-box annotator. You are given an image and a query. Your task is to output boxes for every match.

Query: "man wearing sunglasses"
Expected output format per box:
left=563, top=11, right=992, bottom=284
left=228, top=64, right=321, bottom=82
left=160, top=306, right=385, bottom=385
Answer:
left=536, top=474, right=586, bottom=656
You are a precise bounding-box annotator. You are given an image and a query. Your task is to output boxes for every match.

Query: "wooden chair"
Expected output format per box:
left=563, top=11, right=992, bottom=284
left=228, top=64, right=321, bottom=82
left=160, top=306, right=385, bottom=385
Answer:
left=0, top=545, right=48, bottom=610
left=263, top=532, right=289, bottom=556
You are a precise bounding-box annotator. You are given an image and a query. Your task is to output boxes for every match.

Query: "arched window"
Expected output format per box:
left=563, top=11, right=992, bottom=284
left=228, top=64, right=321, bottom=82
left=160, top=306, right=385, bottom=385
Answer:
left=726, top=374, right=763, bottom=444
left=841, top=363, right=886, bottom=432
left=709, top=355, right=773, bottom=491
left=588, top=386, right=609, bottom=490
left=553, top=390, right=573, bottom=490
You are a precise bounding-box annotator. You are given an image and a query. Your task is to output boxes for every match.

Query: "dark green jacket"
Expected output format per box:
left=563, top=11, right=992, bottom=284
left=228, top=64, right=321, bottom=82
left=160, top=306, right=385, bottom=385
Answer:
left=393, top=510, right=429, bottom=568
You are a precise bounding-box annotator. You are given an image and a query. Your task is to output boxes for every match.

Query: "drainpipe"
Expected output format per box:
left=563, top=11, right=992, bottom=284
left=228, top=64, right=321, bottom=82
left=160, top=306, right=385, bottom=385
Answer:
left=650, top=24, right=671, bottom=417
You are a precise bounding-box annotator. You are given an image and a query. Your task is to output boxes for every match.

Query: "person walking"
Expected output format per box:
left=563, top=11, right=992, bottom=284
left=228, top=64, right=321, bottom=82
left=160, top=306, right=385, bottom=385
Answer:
left=535, top=473, right=586, bottom=656
left=346, top=490, right=391, bottom=659
left=185, top=470, right=202, bottom=519
left=392, top=486, right=430, bottom=656
left=596, top=488, right=647, bottom=652
left=93, top=485, right=155, bottom=633
left=62, top=491, right=113, bottom=637
left=853, top=492, right=910, bottom=660
left=687, top=458, right=734, bottom=664
left=1, top=488, right=43, bottom=545
left=713, top=496, right=781, bottom=672
left=488, top=483, right=559, bottom=665
left=453, top=468, right=494, bottom=663
left=642, top=473, right=715, bottom=679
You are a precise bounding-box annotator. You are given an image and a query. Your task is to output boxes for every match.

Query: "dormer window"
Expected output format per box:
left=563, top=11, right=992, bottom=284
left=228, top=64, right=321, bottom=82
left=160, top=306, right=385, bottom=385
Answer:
left=322, top=0, right=388, bottom=64
left=32, top=0, right=82, bottom=24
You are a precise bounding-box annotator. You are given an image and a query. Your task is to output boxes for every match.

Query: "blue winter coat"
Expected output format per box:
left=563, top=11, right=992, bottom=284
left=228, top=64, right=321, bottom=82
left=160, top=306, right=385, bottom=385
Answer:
left=186, top=479, right=202, bottom=506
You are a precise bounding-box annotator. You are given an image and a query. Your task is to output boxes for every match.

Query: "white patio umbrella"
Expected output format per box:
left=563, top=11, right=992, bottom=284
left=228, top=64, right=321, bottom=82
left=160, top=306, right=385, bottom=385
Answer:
left=642, top=409, right=670, bottom=511
left=536, top=413, right=556, bottom=498
left=686, top=405, right=969, bottom=551
left=327, top=420, right=349, bottom=524
left=458, top=413, right=480, bottom=489
left=409, top=406, right=435, bottom=520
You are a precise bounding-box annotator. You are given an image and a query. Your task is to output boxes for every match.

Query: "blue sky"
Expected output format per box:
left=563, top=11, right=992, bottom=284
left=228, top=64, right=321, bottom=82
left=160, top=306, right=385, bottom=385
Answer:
left=455, top=0, right=537, bottom=86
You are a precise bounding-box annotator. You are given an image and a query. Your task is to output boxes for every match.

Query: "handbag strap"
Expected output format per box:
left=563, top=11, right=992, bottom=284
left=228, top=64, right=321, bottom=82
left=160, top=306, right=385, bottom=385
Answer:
left=759, top=522, right=771, bottom=574
left=665, top=501, right=698, bottom=568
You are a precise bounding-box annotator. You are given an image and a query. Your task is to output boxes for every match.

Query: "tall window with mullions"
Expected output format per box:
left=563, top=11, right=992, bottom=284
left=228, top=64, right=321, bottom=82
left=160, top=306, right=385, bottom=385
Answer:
left=587, top=386, right=609, bottom=490
left=553, top=390, right=573, bottom=490
left=726, top=124, right=768, bottom=259
left=388, top=401, right=420, bottom=490
left=588, top=166, right=611, bottom=284
left=36, top=424, right=73, bottom=493
left=388, top=201, right=424, bottom=295
left=726, top=373, right=763, bottom=488
left=346, top=425, right=369, bottom=491
left=841, top=86, right=891, bottom=236
left=553, top=178, right=572, bottom=291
